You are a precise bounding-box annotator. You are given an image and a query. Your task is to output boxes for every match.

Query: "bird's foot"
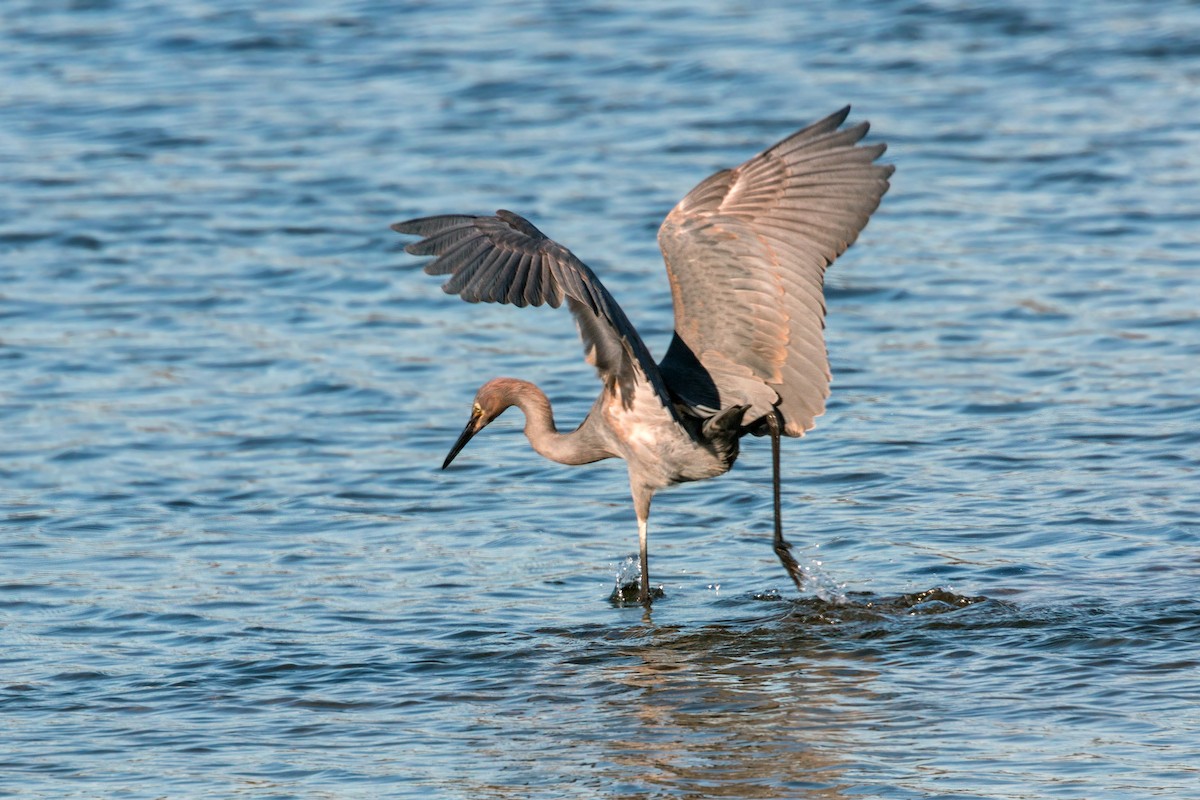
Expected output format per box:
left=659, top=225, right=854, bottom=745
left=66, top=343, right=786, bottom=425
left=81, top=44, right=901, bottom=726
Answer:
left=609, top=581, right=665, bottom=606
left=774, top=538, right=806, bottom=593
left=611, top=554, right=664, bottom=605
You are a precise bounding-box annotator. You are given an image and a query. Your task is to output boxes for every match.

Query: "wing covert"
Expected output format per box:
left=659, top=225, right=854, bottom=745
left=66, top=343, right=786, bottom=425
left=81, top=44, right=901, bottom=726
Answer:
left=657, top=106, right=893, bottom=436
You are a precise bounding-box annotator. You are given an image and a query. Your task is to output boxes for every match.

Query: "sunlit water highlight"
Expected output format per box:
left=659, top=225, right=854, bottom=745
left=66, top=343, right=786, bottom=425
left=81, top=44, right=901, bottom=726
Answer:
left=3, top=0, right=1199, bottom=797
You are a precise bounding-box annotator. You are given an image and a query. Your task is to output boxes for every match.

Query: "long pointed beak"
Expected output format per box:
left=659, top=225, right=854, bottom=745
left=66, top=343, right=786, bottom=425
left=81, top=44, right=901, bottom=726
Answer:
left=443, top=410, right=484, bottom=469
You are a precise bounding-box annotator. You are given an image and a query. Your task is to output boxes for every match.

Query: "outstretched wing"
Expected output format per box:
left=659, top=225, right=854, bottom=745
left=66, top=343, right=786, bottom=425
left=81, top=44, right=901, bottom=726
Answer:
left=657, top=106, right=893, bottom=436
left=393, top=210, right=675, bottom=413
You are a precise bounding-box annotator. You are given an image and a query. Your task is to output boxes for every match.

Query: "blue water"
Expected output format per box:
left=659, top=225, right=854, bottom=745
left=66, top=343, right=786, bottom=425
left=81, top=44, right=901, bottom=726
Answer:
left=3, top=1, right=1199, bottom=797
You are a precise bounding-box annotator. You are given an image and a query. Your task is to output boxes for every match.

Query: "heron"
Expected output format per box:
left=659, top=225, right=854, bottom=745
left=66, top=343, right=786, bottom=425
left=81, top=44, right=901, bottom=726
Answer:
left=393, top=106, right=892, bottom=606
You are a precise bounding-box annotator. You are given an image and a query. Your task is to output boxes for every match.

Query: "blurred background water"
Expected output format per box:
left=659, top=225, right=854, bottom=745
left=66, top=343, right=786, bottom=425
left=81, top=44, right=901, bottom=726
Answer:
left=2, top=0, right=1199, bottom=797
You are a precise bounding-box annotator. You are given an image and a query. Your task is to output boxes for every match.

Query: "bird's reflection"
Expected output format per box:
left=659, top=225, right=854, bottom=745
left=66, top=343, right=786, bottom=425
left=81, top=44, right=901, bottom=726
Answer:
left=456, top=590, right=985, bottom=798
left=593, top=607, right=879, bottom=799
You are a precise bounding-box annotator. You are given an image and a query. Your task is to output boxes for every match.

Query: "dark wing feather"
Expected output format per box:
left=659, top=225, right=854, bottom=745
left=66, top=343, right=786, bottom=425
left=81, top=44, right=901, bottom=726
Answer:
left=657, top=106, right=893, bottom=436
left=393, top=210, right=675, bottom=412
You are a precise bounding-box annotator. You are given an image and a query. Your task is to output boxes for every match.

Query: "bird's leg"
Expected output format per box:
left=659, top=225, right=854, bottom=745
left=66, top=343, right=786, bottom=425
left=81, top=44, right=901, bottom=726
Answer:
left=637, top=515, right=651, bottom=605
left=631, top=484, right=656, bottom=606
left=768, top=410, right=805, bottom=593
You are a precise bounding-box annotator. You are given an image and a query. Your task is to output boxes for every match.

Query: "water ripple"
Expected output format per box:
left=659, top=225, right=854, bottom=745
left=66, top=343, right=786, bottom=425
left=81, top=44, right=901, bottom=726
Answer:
left=3, top=0, right=1199, bottom=797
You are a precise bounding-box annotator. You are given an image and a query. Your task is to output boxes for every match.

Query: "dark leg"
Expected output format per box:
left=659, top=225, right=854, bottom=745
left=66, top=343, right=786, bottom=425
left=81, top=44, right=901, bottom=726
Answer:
left=637, top=514, right=651, bottom=605
left=632, top=484, right=655, bottom=606
left=768, top=410, right=805, bottom=592
left=608, top=485, right=664, bottom=606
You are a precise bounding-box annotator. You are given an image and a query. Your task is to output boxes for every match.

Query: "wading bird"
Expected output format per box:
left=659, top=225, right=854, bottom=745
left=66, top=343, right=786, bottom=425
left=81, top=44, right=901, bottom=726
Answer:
left=394, top=107, right=892, bottom=605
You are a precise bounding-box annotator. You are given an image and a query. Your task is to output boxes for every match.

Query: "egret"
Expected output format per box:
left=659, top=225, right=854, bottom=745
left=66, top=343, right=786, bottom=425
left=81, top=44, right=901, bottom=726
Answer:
left=393, top=107, right=892, bottom=605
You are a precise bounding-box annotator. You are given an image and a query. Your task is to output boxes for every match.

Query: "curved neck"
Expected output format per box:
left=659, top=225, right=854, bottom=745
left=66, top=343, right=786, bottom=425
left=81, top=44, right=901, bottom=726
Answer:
left=494, top=378, right=610, bottom=466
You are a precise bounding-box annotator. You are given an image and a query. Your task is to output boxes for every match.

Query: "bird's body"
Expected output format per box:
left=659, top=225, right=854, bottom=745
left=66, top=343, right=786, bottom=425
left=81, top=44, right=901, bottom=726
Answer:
left=395, top=107, right=893, bottom=605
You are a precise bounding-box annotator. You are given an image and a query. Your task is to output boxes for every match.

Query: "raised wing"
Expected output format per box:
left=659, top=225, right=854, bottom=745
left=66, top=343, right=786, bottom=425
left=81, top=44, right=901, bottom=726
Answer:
left=657, top=106, right=893, bottom=436
left=393, top=210, right=675, bottom=413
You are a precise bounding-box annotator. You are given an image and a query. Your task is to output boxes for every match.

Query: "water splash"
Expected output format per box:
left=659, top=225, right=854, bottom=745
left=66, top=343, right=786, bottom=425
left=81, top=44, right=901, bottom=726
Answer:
left=778, top=587, right=993, bottom=627
left=608, top=551, right=854, bottom=607
left=609, top=555, right=664, bottom=605
left=613, top=554, right=639, bottom=589
left=753, top=553, right=850, bottom=604
left=797, top=553, right=850, bottom=605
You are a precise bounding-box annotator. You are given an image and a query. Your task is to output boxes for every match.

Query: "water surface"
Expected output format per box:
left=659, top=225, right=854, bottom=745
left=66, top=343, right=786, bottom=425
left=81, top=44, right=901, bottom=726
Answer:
left=2, top=1, right=1199, bottom=797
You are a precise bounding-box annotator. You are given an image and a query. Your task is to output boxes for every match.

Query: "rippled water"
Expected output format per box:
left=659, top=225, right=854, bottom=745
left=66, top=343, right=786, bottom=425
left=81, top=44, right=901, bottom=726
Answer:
left=3, top=0, right=1199, bottom=797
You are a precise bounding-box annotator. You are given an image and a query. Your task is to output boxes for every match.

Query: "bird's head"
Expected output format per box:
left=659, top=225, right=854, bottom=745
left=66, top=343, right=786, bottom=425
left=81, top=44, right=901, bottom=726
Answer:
left=442, top=379, right=517, bottom=469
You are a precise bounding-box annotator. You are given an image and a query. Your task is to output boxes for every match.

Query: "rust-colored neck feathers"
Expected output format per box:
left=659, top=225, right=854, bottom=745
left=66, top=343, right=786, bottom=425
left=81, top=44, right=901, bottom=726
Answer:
left=474, top=377, right=610, bottom=466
